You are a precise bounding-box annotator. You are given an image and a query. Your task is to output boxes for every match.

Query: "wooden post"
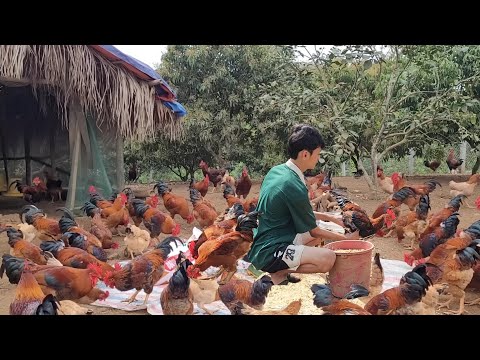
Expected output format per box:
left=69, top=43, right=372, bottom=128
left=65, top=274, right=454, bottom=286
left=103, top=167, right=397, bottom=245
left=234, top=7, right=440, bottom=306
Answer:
left=0, top=97, right=8, bottom=187
left=49, top=114, right=56, bottom=176
left=67, top=125, right=81, bottom=210
left=67, top=103, right=82, bottom=210
left=341, top=162, right=347, bottom=176
left=408, top=148, right=415, bottom=175
left=24, top=126, right=31, bottom=185
left=116, top=135, right=125, bottom=190
left=460, top=141, right=467, bottom=174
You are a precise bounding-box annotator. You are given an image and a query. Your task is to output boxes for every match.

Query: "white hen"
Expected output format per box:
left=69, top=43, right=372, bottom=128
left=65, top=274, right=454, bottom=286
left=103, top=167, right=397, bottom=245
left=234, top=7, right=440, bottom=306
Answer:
left=124, top=224, right=150, bottom=259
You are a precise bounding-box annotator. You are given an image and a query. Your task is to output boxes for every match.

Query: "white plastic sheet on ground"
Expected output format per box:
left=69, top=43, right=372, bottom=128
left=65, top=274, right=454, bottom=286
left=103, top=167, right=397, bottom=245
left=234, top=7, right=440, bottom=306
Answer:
left=90, top=225, right=413, bottom=314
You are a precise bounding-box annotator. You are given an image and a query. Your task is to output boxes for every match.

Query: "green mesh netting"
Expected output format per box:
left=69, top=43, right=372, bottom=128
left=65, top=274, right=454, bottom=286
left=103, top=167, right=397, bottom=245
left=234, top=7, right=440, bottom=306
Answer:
left=65, top=112, right=119, bottom=213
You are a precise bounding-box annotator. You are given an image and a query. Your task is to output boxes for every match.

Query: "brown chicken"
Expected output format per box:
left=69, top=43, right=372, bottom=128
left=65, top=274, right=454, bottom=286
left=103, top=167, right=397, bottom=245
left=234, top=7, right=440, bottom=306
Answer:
left=305, top=172, right=326, bottom=189
left=1, top=254, right=110, bottom=303
left=160, top=254, right=194, bottom=315
left=44, top=169, right=65, bottom=203
left=123, top=188, right=144, bottom=227
left=372, top=187, right=418, bottom=218
left=20, top=205, right=62, bottom=241
left=223, top=183, right=243, bottom=208
left=221, top=170, right=236, bottom=192
left=420, top=195, right=465, bottom=240
left=60, top=231, right=108, bottom=263
left=424, top=160, right=441, bottom=172
left=425, top=220, right=480, bottom=314
left=242, top=197, right=258, bottom=213
left=57, top=208, right=107, bottom=261
left=332, top=190, right=395, bottom=238
left=102, top=236, right=181, bottom=304
left=190, top=174, right=210, bottom=198
left=189, top=188, right=219, bottom=228
left=189, top=203, right=245, bottom=259
left=99, top=193, right=130, bottom=225
left=231, top=299, right=302, bottom=315
left=40, top=240, right=114, bottom=274
left=449, top=174, right=480, bottom=208
left=446, top=148, right=464, bottom=174
left=310, top=283, right=371, bottom=315
left=154, top=181, right=194, bottom=223
left=393, top=194, right=430, bottom=246
left=213, top=275, right=274, bottom=314
left=376, top=167, right=394, bottom=194
left=88, top=186, right=117, bottom=209
left=81, top=201, right=118, bottom=249
left=9, top=177, right=47, bottom=204
left=392, top=173, right=441, bottom=198
left=145, top=193, right=159, bottom=208
left=2, top=227, right=47, bottom=265
left=235, top=166, right=252, bottom=199
left=129, top=199, right=181, bottom=240
left=9, top=263, right=59, bottom=315
left=189, top=211, right=260, bottom=284
left=391, top=172, right=406, bottom=193
left=199, top=160, right=227, bottom=193
left=404, top=212, right=460, bottom=266
left=364, top=264, right=433, bottom=315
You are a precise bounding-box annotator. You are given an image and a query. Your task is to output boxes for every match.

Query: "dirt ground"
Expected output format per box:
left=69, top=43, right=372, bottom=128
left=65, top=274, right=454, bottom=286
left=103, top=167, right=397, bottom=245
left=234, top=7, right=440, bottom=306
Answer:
left=1, top=174, right=480, bottom=315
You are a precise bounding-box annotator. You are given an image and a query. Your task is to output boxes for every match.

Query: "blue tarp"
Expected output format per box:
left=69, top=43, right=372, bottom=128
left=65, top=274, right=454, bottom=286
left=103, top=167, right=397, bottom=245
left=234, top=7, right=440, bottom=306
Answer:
left=97, top=45, right=187, bottom=117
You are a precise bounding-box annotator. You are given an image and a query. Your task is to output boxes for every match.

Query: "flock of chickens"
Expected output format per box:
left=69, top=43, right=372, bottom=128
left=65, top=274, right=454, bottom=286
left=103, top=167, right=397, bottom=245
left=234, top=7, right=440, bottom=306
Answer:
left=2, top=156, right=480, bottom=315
left=0, top=160, right=276, bottom=315
left=305, top=165, right=480, bottom=315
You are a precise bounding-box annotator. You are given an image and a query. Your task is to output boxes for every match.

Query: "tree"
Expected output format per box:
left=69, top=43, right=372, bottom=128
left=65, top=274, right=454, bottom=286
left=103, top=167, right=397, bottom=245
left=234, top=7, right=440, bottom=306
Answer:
left=157, top=45, right=295, bottom=173
left=257, top=45, right=480, bottom=194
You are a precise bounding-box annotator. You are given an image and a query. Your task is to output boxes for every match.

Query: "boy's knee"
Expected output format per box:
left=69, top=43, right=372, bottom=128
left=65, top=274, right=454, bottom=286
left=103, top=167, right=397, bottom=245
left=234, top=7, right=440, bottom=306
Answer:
left=323, top=249, right=336, bottom=271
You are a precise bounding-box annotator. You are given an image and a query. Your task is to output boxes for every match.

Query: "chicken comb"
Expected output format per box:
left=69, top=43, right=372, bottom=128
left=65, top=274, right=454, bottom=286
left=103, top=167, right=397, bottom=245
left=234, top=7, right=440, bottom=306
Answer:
left=100, top=291, right=110, bottom=301
left=114, top=263, right=122, bottom=271
left=172, top=223, right=181, bottom=237
left=88, top=185, right=97, bottom=194
left=404, top=252, right=414, bottom=266
left=476, top=195, right=480, bottom=210
left=385, top=208, right=396, bottom=228
left=391, top=172, right=400, bottom=183
left=150, top=194, right=159, bottom=208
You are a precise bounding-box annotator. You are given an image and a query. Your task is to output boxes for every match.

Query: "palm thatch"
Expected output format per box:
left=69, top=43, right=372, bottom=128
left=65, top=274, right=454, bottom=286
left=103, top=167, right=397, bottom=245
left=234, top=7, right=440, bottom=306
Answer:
left=0, top=45, right=183, bottom=141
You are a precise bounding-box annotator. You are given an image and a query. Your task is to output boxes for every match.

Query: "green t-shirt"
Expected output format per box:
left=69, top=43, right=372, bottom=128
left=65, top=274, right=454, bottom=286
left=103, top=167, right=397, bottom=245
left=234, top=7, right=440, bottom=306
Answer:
left=248, top=163, right=317, bottom=270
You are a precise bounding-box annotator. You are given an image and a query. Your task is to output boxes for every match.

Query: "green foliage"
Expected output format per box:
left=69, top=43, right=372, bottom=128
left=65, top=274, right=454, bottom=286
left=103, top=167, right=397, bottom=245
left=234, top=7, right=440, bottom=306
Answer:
left=124, top=45, right=480, bottom=187
left=423, top=143, right=446, bottom=162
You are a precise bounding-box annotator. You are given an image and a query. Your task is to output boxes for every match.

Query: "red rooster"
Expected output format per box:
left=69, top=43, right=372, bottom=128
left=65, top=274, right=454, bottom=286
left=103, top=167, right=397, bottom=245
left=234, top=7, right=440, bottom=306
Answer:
left=446, top=148, right=464, bottom=174
left=235, top=166, right=252, bottom=199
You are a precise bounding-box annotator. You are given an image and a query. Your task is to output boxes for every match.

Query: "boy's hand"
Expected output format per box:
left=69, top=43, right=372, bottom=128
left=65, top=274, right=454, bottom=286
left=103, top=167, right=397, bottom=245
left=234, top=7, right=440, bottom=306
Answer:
left=344, top=230, right=360, bottom=240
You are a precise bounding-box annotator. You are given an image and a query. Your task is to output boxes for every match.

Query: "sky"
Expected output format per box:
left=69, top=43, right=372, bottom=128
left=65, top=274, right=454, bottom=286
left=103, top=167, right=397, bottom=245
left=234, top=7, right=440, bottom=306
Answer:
left=113, top=45, right=332, bottom=68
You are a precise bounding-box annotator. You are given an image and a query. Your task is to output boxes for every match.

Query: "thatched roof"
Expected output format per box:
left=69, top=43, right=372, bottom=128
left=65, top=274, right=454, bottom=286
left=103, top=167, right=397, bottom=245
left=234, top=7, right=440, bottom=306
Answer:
left=0, top=45, right=185, bottom=141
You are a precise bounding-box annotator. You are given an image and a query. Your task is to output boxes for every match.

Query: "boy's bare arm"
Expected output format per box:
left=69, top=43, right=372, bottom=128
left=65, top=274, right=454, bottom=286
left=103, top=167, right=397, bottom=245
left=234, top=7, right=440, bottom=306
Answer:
left=313, top=211, right=344, bottom=227
left=309, top=226, right=360, bottom=241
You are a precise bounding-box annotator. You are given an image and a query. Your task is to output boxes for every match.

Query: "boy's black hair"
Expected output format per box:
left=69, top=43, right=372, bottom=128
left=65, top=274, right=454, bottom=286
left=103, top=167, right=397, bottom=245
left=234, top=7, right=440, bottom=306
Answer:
left=287, top=124, right=325, bottom=159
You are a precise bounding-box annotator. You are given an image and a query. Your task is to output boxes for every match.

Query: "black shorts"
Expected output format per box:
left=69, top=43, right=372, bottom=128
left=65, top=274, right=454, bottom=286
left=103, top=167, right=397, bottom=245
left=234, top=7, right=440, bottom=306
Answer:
left=260, top=243, right=305, bottom=273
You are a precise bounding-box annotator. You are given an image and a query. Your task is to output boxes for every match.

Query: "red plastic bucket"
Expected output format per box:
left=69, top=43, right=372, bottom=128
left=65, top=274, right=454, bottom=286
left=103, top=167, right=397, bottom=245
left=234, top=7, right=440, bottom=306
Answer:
left=324, top=240, right=374, bottom=298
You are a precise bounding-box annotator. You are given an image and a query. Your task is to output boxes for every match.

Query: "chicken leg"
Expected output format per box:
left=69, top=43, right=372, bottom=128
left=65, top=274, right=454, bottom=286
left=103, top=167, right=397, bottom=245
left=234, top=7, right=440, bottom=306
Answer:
left=442, top=286, right=467, bottom=315
left=122, top=289, right=141, bottom=304
left=218, top=270, right=236, bottom=285
left=143, top=293, right=150, bottom=305
left=199, top=303, right=215, bottom=315
left=465, top=297, right=480, bottom=306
